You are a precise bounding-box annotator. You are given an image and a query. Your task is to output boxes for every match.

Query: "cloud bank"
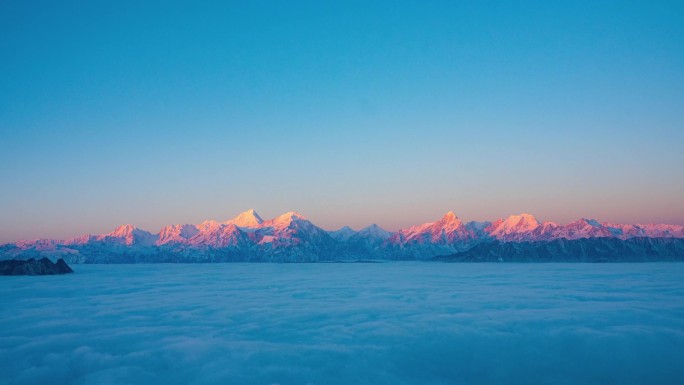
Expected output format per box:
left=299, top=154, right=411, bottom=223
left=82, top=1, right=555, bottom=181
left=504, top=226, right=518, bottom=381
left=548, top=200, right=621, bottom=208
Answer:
left=1, top=263, right=683, bottom=385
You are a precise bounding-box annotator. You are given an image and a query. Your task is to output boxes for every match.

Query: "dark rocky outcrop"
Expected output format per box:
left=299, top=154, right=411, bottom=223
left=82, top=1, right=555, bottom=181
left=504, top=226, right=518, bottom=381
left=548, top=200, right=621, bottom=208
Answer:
left=0, top=258, right=74, bottom=275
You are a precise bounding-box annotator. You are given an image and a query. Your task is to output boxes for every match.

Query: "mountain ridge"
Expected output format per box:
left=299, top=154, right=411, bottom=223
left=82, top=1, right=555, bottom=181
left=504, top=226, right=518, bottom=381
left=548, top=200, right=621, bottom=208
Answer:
left=2, top=209, right=683, bottom=263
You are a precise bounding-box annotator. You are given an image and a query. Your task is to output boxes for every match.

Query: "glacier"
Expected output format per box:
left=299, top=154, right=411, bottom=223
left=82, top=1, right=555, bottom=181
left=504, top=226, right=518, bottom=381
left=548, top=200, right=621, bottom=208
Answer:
left=1, top=263, right=684, bottom=385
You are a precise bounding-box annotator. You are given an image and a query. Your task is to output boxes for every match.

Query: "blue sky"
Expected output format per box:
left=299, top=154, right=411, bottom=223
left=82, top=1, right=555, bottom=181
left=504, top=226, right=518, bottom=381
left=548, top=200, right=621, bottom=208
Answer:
left=1, top=1, right=683, bottom=241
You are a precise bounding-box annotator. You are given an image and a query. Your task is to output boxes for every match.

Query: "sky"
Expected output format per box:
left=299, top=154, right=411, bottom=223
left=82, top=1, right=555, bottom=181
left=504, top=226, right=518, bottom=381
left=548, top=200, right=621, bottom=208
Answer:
left=1, top=0, right=683, bottom=242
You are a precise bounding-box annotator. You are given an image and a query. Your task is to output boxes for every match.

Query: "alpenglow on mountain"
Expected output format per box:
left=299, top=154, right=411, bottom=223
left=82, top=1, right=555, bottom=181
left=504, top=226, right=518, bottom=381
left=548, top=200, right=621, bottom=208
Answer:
left=1, top=209, right=683, bottom=263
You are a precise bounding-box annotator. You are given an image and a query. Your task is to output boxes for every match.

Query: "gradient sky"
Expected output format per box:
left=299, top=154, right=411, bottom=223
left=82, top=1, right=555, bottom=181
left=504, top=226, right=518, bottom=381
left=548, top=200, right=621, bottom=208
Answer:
left=1, top=0, right=683, bottom=242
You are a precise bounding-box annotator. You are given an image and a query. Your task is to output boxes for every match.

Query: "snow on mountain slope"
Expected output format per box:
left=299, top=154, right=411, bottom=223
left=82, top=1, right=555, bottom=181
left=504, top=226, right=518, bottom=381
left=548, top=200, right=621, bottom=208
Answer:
left=157, top=224, right=199, bottom=245
left=485, top=214, right=546, bottom=241
left=328, top=226, right=357, bottom=242
left=341, top=224, right=393, bottom=260
left=224, top=209, right=264, bottom=228
left=258, top=213, right=333, bottom=250
left=604, top=223, right=684, bottom=239
left=385, top=212, right=482, bottom=259
left=356, top=224, right=392, bottom=241
left=550, top=218, right=615, bottom=240
left=1, top=209, right=683, bottom=263
left=220, top=212, right=334, bottom=262
left=95, top=224, right=157, bottom=247
left=388, top=212, right=475, bottom=245
left=261, top=211, right=307, bottom=229
left=187, top=223, right=251, bottom=248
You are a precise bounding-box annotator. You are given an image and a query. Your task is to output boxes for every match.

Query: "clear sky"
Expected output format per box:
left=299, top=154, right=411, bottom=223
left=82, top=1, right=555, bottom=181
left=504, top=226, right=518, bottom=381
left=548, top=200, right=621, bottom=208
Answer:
left=1, top=0, right=683, bottom=242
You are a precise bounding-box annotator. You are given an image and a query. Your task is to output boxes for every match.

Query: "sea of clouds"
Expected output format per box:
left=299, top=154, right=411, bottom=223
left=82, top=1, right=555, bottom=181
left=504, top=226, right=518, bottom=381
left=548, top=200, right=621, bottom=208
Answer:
left=1, top=262, right=684, bottom=385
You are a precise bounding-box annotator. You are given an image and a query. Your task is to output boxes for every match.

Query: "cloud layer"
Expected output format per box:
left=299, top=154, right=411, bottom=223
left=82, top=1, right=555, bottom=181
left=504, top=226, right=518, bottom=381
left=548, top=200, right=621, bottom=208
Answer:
left=1, top=263, right=684, bottom=385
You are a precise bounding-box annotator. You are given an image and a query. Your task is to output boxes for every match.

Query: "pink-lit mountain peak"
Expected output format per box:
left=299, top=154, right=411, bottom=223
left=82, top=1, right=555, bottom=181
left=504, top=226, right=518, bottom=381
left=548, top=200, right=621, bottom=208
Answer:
left=416, top=211, right=462, bottom=228
left=485, top=213, right=542, bottom=241
left=225, top=208, right=264, bottom=228
left=4, top=208, right=684, bottom=263
left=157, top=224, right=199, bottom=245
left=100, top=224, right=156, bottom=246
left=108, top=224, right=138, bottom=237
left=390, top=211, right=476, bottom=245
left=494, top=213, right=540, bottom=229
left=433, top=211, right=467, bottom=232
left=266, top=211, right=307, bottom=226
left=508, top=213, right=540, bottom=227
left=198, top=220, right=222, bottom=232
left=280, top=211, right=306, bottom=220
left=580, top=218, right=602, bottom=227
left=440, top=211, right=460, bottom=223
left=188, top=222, right=250, bottom=248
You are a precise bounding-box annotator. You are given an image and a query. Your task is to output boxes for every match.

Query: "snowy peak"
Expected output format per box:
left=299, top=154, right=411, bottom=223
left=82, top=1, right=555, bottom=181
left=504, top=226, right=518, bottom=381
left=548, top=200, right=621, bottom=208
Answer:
left=280, top=211, right=306, bottom=220
left=564, top=218, right=603, bottom=229
left=266, top=211, right=306, bottom=227
left=506, top=213, right=540, bottom=228
left=358, top=224, right=391, bottom=240
left=3, top=209, right=684, bottom=263
left=108, top=224, right=137, bottom=237
left=583, top=218, right=602, bottom=227
left=554, top=218, right=615, bottom=240
left=225, top=209, right=264, bottom=228
left=328, top=226, right=357, bottom=242
left=389, top=211, right=475, bottom=246
left=157, top=224, right=199, bottom=245
left=198, top=220, right=222, bottom=232
left=600, top=223, right=684, bottom=239
left=486, top=213, right=541, bottom=241
left=188, top=222, right=250, bottom=248
left=437, top=211, right=464, bottom=228
left=100, top=224, right=155, bottom=246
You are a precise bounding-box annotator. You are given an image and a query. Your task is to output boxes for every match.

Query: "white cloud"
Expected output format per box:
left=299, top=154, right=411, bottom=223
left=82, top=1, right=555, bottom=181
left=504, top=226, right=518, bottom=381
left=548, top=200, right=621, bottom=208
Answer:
left=1, top=263, right=684, bottom=385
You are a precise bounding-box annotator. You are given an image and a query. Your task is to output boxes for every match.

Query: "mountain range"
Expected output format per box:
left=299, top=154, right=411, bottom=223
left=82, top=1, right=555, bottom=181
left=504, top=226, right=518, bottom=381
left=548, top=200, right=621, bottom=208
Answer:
left=1, top=209, right=683, bottom=263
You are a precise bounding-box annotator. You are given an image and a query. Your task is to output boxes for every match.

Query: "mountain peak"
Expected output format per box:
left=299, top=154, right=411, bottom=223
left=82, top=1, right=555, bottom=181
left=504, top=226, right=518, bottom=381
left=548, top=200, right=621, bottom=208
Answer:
left=336, top=225, right=355, bottom=232
left=507, top=213, right=539, bottom=225
left=226, top=209, right=264, bottom=228
left=261, top=211, right=308, bottom=228
left=275, top=211, right=306, bottom=222
left=486, top=213, right=541, bottom=240
left=359, top=224, right=391, bottom=240
left=437, top=211, right=463, bottom=229
left=580, top=218, right=602, bottom=227
left=328, top=226, right=357, bottom=242
left=109, top=224, right=137, bottom=237
left=102, top=224, right=155, bottom=246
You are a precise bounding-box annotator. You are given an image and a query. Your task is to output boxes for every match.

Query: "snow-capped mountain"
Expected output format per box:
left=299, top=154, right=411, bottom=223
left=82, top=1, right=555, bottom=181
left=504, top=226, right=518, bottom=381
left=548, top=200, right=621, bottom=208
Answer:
left=356, top=224, right=392, bottom=241
left=97, top=224, right=157, bottom=247
left=251, top=212, right=337, bottom=261
left=549, top=218, right=615, bottom=240
left=603, top=223, right=684, bottom=239
left=157, top=224, right=199, bottom=245
left=339, top=224, right=393, bottom=260
left=384, top=212, right=483, bottom=259
left=328, top=226, right=357, bottom=242
left=224, top=208, right=264, bottom=228
left=1, top=209, right=683, bottom=263
left=390, top=211, right=474, bottom=243
left=486, top=213, right=545, bottom=241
